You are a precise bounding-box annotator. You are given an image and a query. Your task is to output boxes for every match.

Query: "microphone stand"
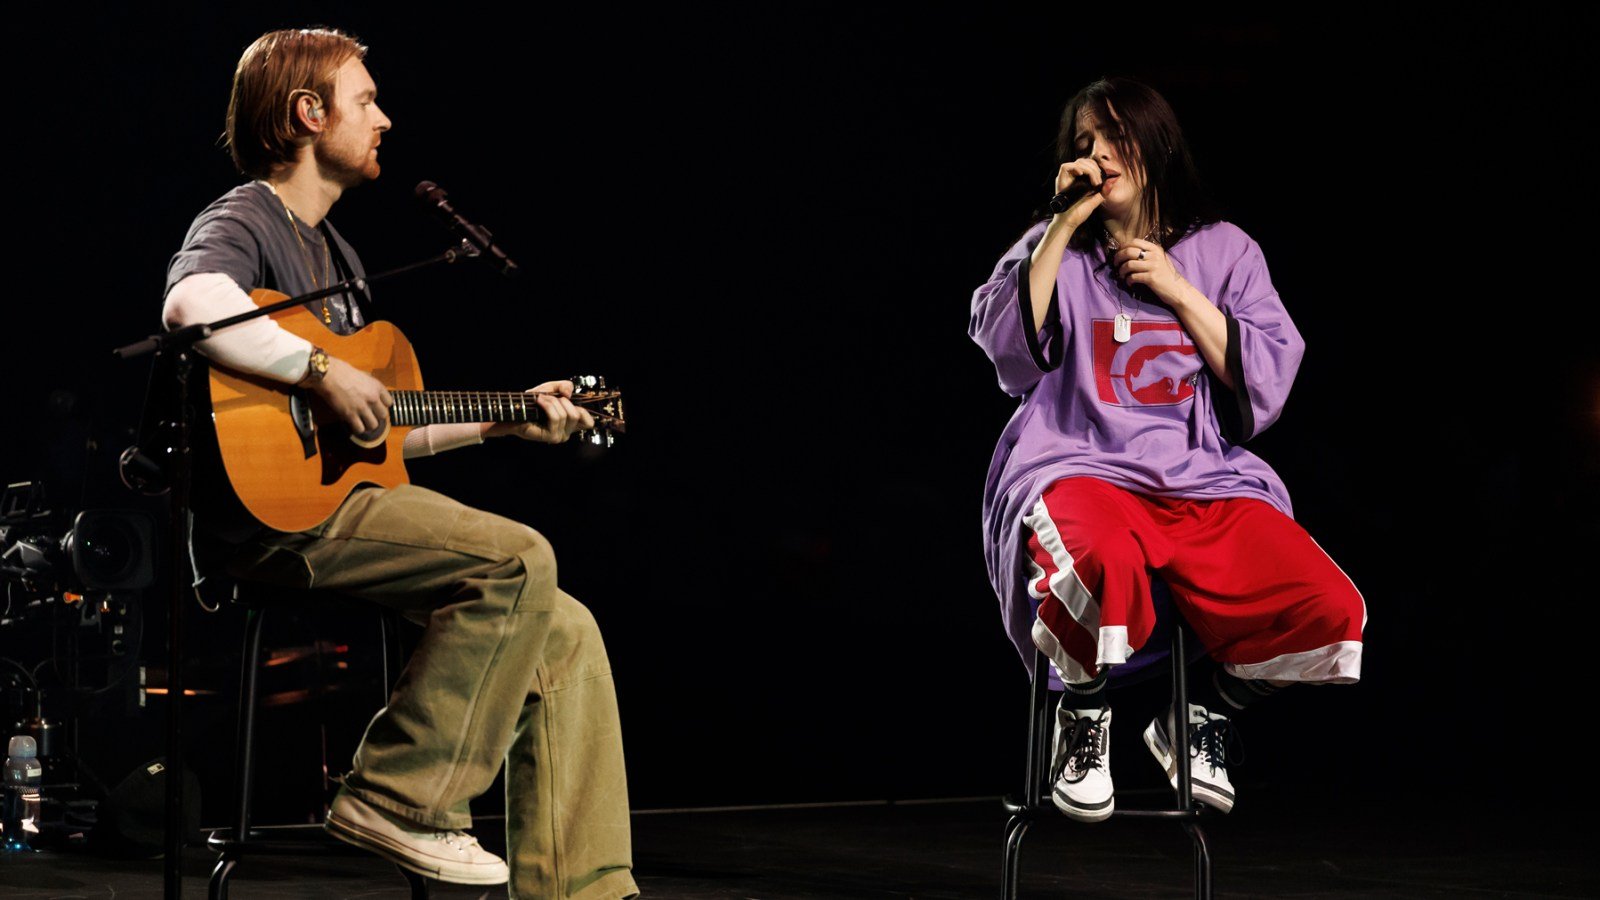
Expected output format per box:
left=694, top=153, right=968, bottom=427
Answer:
left=110, top=239, right=481, bottom=900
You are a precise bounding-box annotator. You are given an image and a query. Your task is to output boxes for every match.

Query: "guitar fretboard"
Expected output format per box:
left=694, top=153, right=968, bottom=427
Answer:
left=389, top=391, right=547, bottom=427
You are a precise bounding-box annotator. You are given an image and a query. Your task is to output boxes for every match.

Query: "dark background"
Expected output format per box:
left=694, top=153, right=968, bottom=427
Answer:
left=4, top=8, right=1594, bottom=826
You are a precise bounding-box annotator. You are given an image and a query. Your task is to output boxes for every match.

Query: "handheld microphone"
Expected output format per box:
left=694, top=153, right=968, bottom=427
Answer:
left=414, top=181, right=520, bottom=278
left=1047, top=176, right=1103, bottom=215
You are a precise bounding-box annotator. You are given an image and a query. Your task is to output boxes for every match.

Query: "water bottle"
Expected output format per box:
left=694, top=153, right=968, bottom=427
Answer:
left=3, top=735, right=43, bottom=850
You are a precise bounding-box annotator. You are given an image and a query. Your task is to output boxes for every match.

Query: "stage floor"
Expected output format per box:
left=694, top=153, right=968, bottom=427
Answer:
left=3, top=789, right=1593, bottom=898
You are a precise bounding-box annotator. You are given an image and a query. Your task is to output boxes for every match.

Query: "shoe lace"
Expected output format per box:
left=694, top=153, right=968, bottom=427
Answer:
left=1190, top=715, right=1245, bottom=770
left=438, top=830, right=482, bottom=853
left=1054, top=712, right=1108, bottom=783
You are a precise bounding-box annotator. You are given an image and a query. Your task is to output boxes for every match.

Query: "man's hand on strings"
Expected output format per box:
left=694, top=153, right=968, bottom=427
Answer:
left=483, top=380, right=595, bottom=444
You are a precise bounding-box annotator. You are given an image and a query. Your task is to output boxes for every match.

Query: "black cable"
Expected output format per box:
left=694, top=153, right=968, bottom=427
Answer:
left=75, top=593, right=144, bottom=697
left=1, top=655, right=40, bottom=690
left=26, top=593, right=144, bottom=698
left=31, top=598, right=62, bottom=683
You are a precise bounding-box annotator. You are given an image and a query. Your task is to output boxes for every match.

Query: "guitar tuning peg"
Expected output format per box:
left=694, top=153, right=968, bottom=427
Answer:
left=569, top=375, right=605, bottom=391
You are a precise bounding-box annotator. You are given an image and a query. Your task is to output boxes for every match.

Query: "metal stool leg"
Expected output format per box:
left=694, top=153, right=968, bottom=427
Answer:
left=1171, top=628, right=1194, bottom=809
left=398, top=864, right=431, bottom=898
left=210, top=605, right=267, bottom=900
left=208, top=856, right=237, bottom=900
left=1002, top=816, right=1031, bottom=900
left=1186, top=820, right=1213, bottom=900
left=1002, top=648, right=1054, bottom=899
left=1026, top=649, right=1052, bottom=808
left=1170, top=627, right=1213, bottom=900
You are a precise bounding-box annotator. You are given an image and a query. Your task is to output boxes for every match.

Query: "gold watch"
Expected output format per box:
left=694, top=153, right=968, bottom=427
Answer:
left=299, top=346, right=330, bottom=385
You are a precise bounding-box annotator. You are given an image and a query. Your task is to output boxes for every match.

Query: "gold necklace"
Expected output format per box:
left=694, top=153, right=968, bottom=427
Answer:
left=261, top=181, right=334, bottom=324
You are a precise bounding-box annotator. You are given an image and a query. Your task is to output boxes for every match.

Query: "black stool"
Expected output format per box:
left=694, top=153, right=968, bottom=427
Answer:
left=206, top=583, right=430, bottom=900
left=1002, top=622, right=1214, bottom=899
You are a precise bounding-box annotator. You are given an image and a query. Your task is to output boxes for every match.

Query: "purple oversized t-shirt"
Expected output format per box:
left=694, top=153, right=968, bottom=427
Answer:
left=970, top=220, right=1304, bottom=671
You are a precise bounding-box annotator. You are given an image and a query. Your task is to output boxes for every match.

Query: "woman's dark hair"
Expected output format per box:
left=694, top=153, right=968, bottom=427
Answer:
left=1042, top=77, right=1224, bottom=253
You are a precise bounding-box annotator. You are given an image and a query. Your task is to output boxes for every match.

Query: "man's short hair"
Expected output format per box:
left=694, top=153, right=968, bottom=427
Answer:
left=225, top=28, right=367, bottom=179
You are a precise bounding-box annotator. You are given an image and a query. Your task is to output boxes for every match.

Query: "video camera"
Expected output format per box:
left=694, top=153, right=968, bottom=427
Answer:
left=1, top=482, right=153, bottom=622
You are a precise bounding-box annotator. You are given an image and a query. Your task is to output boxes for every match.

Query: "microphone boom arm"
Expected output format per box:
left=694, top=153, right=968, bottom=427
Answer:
left=414, top=181, right=519, bottom=278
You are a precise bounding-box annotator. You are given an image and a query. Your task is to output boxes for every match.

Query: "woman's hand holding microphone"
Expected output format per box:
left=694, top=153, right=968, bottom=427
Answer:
left=1051, top=158, right=1106, bottom=231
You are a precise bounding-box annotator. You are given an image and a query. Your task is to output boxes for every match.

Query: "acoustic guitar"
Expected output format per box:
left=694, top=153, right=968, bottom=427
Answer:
left=202, top=288, right=624, bottom=532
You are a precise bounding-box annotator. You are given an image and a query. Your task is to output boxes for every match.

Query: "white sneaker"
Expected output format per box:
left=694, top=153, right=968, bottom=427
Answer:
left=324, top=786, right=510, bottom=885
left=1143, top=703, right=1237, bottom=813
left=1049, top=704, right=1114, bottom=822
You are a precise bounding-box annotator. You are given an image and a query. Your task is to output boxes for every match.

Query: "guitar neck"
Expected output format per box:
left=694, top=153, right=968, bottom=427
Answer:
left=389, top=391, right=550, bottom=427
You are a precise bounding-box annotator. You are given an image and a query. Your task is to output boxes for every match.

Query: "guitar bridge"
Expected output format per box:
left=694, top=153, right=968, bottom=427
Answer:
left=288, top=391, right=319, bottom=460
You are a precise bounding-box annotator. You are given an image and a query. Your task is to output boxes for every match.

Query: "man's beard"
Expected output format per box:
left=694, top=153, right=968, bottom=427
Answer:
left=315, top=137, right=380, bottom=188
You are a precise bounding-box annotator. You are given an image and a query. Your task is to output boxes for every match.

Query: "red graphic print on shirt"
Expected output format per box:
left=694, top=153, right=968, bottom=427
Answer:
left=1092, top=320, right=1199, bottom=406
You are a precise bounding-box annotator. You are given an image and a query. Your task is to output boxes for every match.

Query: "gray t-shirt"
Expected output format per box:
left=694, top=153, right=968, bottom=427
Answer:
left=164, top=181, right=374, bottom=547
left=164, top=180, right=370, bottom=335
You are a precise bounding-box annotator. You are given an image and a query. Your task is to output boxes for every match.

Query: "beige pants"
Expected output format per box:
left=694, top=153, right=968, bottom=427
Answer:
left=222, top=483, right=637, bottom=900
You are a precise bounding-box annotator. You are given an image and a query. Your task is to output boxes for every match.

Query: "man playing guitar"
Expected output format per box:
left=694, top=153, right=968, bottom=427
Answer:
left=160, top=28, right=637, bottom=900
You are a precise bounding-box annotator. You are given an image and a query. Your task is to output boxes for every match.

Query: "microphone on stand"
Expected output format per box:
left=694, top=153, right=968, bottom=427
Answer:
left=414, top=181, right=520, bottom=278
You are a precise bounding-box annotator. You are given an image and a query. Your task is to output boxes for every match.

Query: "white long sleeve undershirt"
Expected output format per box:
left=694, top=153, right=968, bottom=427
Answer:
left=163, top=272, right=313, bottom=382
left=162, top=272, right=486, bottom=459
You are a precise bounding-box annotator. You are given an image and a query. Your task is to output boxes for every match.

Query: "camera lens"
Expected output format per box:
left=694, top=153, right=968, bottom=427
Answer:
left=63, top=511, right=154, bottom=590
left=77, top=519, right=139, bottom=583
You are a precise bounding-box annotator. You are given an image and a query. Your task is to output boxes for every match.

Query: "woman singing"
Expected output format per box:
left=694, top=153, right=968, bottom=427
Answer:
left=969, top=77, right=1366, bottom=822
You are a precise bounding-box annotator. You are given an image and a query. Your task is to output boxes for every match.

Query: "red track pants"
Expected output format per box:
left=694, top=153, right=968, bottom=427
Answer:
left=1023, top=476, right=1365, bottom=686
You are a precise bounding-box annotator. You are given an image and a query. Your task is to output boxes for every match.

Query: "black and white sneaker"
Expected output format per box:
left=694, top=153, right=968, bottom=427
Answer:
left=1050, top=705, right=1114, bottom=822
left=1143, top=703, right=1238, bottom=813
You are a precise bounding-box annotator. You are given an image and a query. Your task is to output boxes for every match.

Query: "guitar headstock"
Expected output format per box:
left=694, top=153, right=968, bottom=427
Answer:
left=570, top=375, right=625, bottom=447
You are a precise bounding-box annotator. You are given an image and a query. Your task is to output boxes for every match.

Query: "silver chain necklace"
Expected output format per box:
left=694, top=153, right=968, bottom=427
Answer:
left=1103, top=224, right=1161, bottom=343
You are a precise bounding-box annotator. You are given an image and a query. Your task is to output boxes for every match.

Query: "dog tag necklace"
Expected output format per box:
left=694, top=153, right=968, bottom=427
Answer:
left=1105, top=225, right=1160, bottom=343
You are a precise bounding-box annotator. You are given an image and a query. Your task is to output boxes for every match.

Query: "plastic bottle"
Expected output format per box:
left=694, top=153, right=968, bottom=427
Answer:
left=3, top=735, right=43, bottom=850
